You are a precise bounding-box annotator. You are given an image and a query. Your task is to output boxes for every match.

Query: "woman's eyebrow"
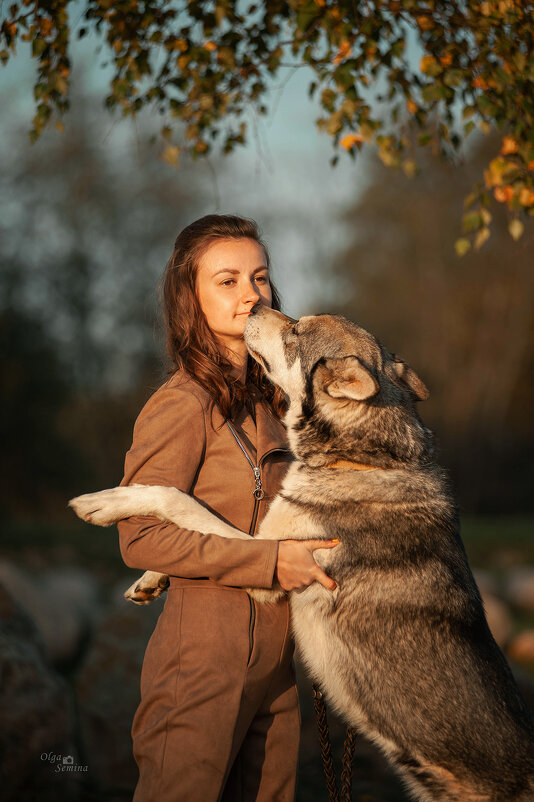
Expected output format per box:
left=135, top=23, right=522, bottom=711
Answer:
left=212, top=265, right=268, bottom=277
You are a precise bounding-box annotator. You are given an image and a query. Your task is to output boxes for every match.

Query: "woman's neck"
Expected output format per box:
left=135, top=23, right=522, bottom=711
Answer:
left=229, top=357, right=248, bottom=385
left=218, top=337, right=248, bottom=384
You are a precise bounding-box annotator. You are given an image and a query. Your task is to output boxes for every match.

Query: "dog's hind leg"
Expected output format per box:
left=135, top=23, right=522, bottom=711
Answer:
left=393, top=757, right=491, bottom=802
left=124, top=571, right=170, bottom=605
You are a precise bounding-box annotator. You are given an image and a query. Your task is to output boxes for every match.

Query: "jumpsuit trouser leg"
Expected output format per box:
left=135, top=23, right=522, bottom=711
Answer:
left=131, top=585, right=300, bottom=802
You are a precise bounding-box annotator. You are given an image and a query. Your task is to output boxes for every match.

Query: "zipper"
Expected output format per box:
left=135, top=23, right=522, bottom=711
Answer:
left=248, top=449, right=276, bottom=534
left=226, top=419, right=265, bottom=503
left=245, top=447, right=283, bottom=660
left=225, top=420, right=285, bottom=664
left=247, top=594, right=256, bottom=665
left=225, top=420, right=286, bottom=535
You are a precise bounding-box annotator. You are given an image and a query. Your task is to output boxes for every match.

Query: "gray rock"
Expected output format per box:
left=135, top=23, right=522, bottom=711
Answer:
left=507, top=629, right=534, bottom=669
left=479, top=590, right=513, bottom=648
left=472, top=569, right=500, bottom=598
left=506, top=567, right=534, bottom=613
left=0, top=560, right=100, bottom=664
left=0, top=582, right=80, bottom=802
left=75, top=597, right=162, bottom=796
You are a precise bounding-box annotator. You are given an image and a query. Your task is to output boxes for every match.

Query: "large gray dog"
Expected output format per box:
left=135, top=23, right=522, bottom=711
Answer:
left=70, top=306, right=534, bottom=802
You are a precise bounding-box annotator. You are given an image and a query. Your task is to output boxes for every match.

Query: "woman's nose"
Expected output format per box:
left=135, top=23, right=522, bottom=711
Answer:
left=241, top=281, right=261, bottom=304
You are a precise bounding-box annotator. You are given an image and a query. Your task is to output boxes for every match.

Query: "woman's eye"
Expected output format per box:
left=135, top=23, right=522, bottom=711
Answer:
left=221, top=279, right=235, bottom=287
left=254, top=275, right=268, bottom=284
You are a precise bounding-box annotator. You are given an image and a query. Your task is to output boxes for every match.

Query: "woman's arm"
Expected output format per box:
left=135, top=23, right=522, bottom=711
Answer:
left=117, top=385, right=279, bottom=588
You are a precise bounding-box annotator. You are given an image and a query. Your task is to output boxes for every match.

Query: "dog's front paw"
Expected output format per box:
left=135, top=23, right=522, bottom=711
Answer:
left=69, top=488, right=126, bottom=527
left=124, top=571, right=170, bottom=605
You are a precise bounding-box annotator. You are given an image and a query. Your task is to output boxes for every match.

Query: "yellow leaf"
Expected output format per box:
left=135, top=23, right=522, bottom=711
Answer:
left=508, top=219, right=524, bottom=241
left=204, top=41, right=217, bottom=51
left=501, top=136, right=518, bottom=155
left=340, top=133, right=364, bottom=150
left=416, top=15, right=433, bottom=31
left=402, top=160, right=417, bottom=179
left=519, top=188, right=534, bottom=207
left=406, top=99, right=417, bottom=114
left=486, top=158, right=510, bottom=187
left=420, top=55, right=436, bottom=74
left=474, top=227, right=490, bottom=250
left=480, top=208, right=492, bottom=225
left=39, top=18, right=53, bottom=37
left=455, top=238, right=471, bottom=257
left=333, top=40, right=351, bottom=65
left=162, top=145, right=180, bottom=166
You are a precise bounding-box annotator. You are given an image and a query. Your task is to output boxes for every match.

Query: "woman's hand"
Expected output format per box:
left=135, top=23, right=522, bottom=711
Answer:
left=275, top=539, right=340, bottom=592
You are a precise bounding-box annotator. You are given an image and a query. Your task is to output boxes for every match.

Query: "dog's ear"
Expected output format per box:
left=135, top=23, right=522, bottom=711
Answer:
left=316, top=356, right=379, bottom=401
left=390, top=355, right=430, bottom=401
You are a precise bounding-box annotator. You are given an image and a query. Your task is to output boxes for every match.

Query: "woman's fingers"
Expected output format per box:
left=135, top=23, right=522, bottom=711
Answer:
left=312, top=566, right=337, bottom=591
left=302, top=538, right=340, bottom=551
left=275, top=539, right=340, bottom=592
left=304, top=539, right=339, bottom=591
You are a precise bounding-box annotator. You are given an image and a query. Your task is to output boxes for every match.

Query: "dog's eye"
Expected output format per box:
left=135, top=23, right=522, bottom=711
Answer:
left=291, top=325, right=298, bottom=335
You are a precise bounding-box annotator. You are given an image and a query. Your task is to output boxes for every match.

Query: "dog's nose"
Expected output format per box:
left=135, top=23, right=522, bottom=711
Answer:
left=250, top=301, right=262, bottom=316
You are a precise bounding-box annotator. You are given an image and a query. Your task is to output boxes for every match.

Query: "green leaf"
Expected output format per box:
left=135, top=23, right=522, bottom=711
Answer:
left=464, top=120, right=476, bottom=136
left=462, top=212, right=482, bottom=232
left=421, top=84, right=446, bottom=104
left=443, top=69, right=464, bottom=87
left=32, top=38, right=46, bottom=57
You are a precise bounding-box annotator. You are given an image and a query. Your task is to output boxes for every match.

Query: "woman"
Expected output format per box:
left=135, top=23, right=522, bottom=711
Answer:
left=117, top=214, right=338, bottom=802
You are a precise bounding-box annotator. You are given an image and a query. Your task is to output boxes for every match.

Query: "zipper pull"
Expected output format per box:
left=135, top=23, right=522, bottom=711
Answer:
left=253, top=467, right=265, bottom=500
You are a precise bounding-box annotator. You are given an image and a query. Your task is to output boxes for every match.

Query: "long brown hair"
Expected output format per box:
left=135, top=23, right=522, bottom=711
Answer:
left=162, top=214, right=287, bottom=422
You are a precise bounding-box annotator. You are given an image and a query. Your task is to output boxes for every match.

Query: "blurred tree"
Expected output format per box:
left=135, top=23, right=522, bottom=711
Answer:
left=2, top=0, right=534, bottom=247
left=0, top=91, right=203, bottom=392
left=0, top=88, right=205, bottom=519
left=327, top=134, right=534, bottom=512
left=0, top=306, right=83, bottom=519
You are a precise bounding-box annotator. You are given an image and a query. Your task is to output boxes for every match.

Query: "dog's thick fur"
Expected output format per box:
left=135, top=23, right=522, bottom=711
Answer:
left=70, top=306, right=534, bottom=801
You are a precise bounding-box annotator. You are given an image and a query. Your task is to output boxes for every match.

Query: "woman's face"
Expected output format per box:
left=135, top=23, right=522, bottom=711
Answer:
left=196, top=237, right=272, bottom=353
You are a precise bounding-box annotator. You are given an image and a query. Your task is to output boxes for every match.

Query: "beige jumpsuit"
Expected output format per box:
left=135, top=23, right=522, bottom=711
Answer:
left=117, top=370, right=300, bottom=802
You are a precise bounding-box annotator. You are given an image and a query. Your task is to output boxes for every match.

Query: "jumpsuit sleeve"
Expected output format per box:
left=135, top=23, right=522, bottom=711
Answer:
left=116, top=385, right=279, bottom=588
